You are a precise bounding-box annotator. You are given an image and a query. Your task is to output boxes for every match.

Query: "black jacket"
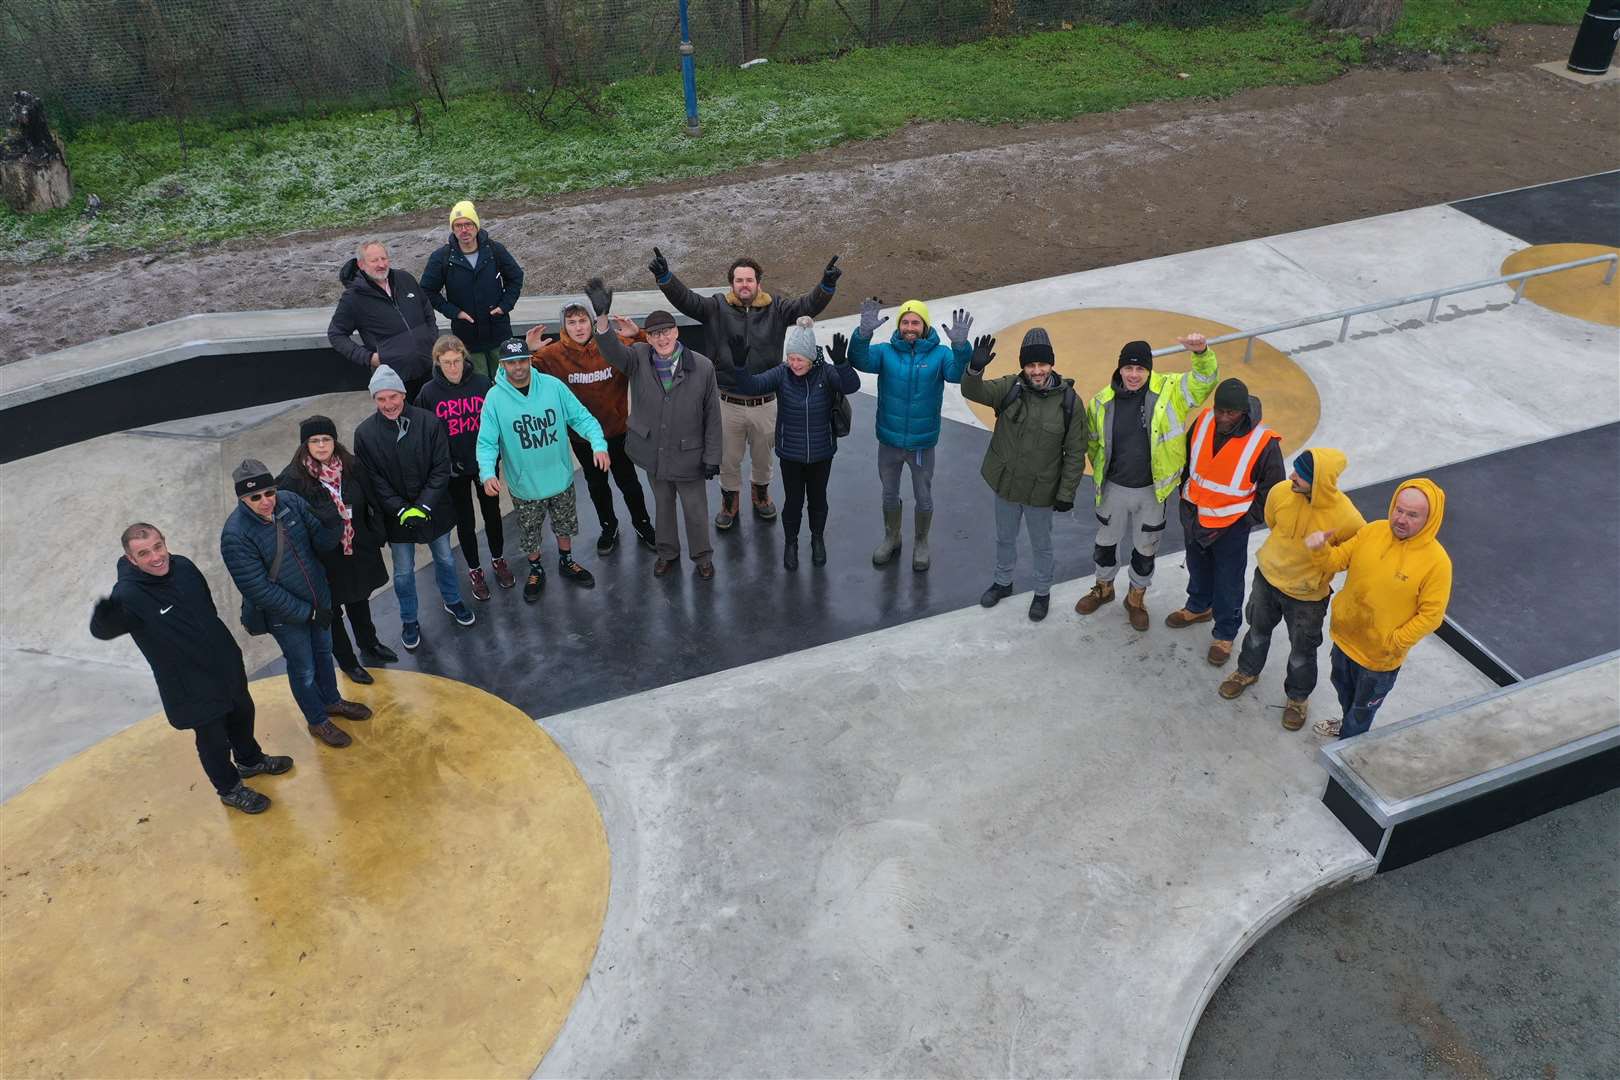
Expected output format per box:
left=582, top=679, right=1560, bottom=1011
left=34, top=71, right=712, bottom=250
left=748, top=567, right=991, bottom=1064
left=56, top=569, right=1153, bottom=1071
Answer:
left=1179, top=396, right=1286, bottom=547
left=90, top=554, right=250, bottom=730
left=353, top=405, right=457, bottom=543
left=414, top=368, right=494, bottom=477
left=419, top=230, right=524, bottom=352
left=656, top=272, right=834, bottom=379
left=276, top=458, right=390, bottom=606
left=326, top=260, right=439, bottom=383
left=220, top=490, right=335, bottom=625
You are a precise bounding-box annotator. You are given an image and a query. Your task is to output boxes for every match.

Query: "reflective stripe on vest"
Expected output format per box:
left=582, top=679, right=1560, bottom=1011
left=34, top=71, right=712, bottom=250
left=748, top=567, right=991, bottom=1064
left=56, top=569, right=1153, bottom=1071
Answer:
left=1185, top=410, right=1277, bottom=527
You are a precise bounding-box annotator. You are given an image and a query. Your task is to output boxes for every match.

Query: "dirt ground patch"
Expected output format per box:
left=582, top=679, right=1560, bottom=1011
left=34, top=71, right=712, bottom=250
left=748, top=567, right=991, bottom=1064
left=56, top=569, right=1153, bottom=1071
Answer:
left=2, top=26, right=1614, bottom=363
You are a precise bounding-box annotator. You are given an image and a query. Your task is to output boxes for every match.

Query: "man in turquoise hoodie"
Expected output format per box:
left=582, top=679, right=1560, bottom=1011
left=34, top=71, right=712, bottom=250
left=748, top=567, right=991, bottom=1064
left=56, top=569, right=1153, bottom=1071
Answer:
left=477, top=338, right=609, bottom=601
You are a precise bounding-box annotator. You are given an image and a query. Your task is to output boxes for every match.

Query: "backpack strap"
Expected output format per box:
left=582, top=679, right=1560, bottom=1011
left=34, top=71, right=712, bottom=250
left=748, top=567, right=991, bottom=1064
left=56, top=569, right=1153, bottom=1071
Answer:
left=998, top=380, right=1078, bottom=433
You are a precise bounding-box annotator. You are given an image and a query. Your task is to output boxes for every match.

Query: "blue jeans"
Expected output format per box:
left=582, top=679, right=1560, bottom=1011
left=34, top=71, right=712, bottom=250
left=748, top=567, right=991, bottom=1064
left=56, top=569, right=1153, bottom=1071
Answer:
left=1330, top=645, right=1401, bottom=739
left=993, top=494, right=1056, bottom=595
left=390, top=534, right=462, bottom=624
left=1183, top=519, right=1251, bottom=641
left=269, top=621, right=340, bottom=727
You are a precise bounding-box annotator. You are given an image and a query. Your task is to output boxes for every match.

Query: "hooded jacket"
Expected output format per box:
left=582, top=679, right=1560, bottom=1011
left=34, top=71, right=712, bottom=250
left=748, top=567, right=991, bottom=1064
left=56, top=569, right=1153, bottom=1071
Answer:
left=90, top=554, right=250, bottom=730
left=847, top=324, right=971, bottom=451
left=326, top=260, right=439, bottom=382
left=722, top=356, right=861, bottom=464
left=414, top=367, right=494, bottom=476
left=531, top=328, right=646, bottom=439
left=352, top=405, right=457, bottom=543
left=656, top=272, right=834, bottom=378
left=419, top=229, right=524, bottom=352
left=476, top=368, right=606, bottom=501
left=1177, top=395, right=1286, bottom=547
left=1255, top=448, right=1366, bottom=602
left=1315, top=478, right=1452, bottom=672
left=220, top=490, right=335, bottom=626
left=596, top=332, right=723, bottom=482
left=960, top=368, right=1087, bottom=507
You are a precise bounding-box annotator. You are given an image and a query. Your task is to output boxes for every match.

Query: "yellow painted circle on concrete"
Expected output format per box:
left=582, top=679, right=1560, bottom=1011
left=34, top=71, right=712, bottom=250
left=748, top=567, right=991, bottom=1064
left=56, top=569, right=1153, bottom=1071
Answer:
left=971, top=308, right=1321, bottom=456
left=1500, top=243, right=1620, bottom=327
left=1, top=670, right=608, bottom=1078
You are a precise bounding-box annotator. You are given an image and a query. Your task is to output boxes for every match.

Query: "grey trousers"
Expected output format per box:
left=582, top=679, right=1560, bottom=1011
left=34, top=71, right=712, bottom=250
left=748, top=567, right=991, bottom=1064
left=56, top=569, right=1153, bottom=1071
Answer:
left=993, top=494, right=1056, bottom=595
left=878, top=444, right=936, bottom=513
left=650, top=477, right=713, bottom=564
left=1092, top=482, right=1167, bottom=589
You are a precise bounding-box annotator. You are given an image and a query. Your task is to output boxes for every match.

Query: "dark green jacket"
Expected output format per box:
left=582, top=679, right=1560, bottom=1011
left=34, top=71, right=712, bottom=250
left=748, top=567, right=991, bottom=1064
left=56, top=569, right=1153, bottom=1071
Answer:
left=961, top=369, right=1087, bottom=507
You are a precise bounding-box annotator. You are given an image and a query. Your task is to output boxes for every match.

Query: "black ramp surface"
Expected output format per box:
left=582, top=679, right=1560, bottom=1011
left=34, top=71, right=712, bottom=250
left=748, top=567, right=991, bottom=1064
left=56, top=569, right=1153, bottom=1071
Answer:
left=281, top=394, right=1185, bottom=718
left=1347, top=423, right=1620, bottom=681
left=1451, top=170, right=1620, bottom=248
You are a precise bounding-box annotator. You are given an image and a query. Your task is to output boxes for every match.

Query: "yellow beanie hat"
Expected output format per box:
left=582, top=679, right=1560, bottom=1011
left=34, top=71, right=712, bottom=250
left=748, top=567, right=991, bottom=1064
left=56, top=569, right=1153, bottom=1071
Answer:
left=895, top=299, right=931, bottom=328
left=449, top=200, right=480, bottom=230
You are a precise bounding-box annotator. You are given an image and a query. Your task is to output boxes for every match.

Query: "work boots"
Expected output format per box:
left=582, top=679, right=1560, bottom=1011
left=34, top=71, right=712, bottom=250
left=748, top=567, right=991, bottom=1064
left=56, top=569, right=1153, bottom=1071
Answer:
left=1123, top=586, right=1150, bottom=631
left=1282, top=698, right=1309, bottom=731
left=911, top=511, right=933, bottom=572
left=715, top=490, right=739, bottom=530
left=752, top=483, right=777, bottom=520
left=1074, top=580, right=1115, bottom=614
left=872, top=507, right=903, bottom=566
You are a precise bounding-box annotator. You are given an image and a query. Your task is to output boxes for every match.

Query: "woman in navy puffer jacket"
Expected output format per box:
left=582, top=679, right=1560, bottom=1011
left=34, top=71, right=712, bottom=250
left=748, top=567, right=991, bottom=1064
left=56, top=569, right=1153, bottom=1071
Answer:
left=720, top=317, right=860, bottom=570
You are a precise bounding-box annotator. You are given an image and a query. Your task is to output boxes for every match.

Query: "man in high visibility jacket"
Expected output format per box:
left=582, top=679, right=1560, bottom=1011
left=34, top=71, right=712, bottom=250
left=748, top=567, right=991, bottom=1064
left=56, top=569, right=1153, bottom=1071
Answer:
left=1075, top=333, right=1218, bottom=630
left=1166, top=377, right=1284, bottom=666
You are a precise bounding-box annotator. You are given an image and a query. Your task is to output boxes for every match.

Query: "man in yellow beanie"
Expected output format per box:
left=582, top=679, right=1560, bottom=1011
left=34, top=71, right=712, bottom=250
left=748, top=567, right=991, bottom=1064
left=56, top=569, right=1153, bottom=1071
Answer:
left=420, top=200, right=526, bottom=380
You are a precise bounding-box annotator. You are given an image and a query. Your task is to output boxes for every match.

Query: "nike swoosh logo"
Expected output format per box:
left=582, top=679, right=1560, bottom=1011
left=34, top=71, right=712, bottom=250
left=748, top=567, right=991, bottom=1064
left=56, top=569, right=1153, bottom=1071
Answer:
left=160, top=605, right=174, bottom=614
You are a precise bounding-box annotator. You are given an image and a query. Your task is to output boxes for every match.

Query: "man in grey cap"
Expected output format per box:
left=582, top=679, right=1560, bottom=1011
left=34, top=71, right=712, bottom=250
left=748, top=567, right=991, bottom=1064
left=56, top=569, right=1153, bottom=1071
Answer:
left=220, top=458, right=372, bottom=750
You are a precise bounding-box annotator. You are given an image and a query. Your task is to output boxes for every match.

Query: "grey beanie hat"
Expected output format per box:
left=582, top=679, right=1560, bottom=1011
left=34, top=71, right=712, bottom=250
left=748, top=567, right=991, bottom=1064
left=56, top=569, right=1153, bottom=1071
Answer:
left=368, top=364, right=406, bottom=397
left=232, top=458, right=274, bottom=496
left=782, top=316, right=818, bottom=362
left=1020, top=326, right=1055, bottom=366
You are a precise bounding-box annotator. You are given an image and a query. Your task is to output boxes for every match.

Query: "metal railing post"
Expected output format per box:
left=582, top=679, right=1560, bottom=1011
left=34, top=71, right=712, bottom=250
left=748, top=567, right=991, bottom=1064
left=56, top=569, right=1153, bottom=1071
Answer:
left=1338, top=315, right=1350, bottom=342
left=1426, top=296, right=1440, bottom=323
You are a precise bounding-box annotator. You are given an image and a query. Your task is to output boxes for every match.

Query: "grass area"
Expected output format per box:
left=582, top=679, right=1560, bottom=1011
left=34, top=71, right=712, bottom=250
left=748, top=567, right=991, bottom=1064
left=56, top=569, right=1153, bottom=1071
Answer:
left=0, top=2, right=1584, bottom=262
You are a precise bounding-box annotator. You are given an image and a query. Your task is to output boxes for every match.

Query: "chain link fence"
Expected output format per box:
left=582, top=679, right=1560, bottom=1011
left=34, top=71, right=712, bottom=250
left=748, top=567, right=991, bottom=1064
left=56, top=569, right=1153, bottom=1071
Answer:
left=1, top=0, right=1281, bottom=127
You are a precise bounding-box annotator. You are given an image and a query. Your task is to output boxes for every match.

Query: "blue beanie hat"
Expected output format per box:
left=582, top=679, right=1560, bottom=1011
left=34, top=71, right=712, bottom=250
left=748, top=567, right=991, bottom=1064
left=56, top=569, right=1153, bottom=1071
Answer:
left=1294, top=450, right=1314, bottom=486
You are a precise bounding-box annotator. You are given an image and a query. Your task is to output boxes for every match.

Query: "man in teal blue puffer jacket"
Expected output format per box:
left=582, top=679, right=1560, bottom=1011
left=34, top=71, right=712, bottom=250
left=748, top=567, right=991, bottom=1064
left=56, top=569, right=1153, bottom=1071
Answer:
left=847, top=298, right=974, bottom=571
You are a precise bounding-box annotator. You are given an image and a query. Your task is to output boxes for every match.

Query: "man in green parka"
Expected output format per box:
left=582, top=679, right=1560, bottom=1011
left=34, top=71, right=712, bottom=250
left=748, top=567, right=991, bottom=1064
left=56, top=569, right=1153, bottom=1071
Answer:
left=960, top=327, right=1088, bottom=622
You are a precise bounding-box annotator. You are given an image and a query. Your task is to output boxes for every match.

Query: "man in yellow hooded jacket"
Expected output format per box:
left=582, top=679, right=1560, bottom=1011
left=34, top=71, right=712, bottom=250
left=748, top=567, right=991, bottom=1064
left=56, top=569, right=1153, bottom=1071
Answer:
left=1304, top=477, right=1452, bottom=739
left=1219, top=449, right=1366, bottom=731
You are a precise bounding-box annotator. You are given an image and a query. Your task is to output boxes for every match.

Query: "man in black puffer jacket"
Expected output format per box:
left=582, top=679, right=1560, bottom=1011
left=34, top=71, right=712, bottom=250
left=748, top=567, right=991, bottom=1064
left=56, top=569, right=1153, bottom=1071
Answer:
left=221, top=459, right=372, bottom=750
left=419, top=200, right=525, bottom=381
left=327, top=240, right=440, bottom=400
left=353, top=365, right=475, bottom=652
left=92, top=522, right=293, bottom=814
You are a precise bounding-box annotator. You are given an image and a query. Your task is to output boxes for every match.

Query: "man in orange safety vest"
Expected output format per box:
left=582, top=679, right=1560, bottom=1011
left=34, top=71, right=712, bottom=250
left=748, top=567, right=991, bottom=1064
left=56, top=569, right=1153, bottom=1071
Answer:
left=1166, top=377, right=1285, bottom=666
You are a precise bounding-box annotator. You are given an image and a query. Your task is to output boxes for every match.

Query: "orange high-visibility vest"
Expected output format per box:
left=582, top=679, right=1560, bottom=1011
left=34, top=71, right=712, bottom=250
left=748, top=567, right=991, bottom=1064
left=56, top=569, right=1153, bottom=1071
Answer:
left=1184, top=409, right=1281, bottom=528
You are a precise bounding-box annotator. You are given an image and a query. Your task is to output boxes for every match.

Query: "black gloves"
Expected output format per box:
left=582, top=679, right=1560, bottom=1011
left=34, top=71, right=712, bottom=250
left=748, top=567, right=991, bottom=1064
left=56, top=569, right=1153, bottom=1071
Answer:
left=969, top=334, right=996, bottom=373
left=93, top=596, right=122, bottom=622
left=584, top=276, right=613, bottom=318
left=821, top=255, right=842, bottom=291
left=727, top=334, right=750, bottom=371
left=1053, top=500, right=1074, bottom=513
left=828, top=331, right=849, bottom=365
left=703, top=464, right=720, bottom=480
left=311, top=607, right=334, bottom=628
left=649, top=247, right=670, bottom=283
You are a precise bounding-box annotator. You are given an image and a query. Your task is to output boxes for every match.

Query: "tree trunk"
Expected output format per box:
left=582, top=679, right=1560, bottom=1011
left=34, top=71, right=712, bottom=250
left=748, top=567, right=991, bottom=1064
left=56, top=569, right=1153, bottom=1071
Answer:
left=0, top=134, right=73, bottom=213
left=1306, top=0, right=1404, bottom=35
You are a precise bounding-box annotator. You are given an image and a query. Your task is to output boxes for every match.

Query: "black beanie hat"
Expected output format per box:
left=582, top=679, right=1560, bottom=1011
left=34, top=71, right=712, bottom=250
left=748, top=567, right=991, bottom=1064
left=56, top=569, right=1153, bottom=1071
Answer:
left=299, top=415, right=337, bottom=443
left=1214, top=378, right=1249, bottom=412
left=232, top=458, right=274, bottom=497
left=1020, top=327, right=1055, bottom=366
left=1118, top=340, right=1153, bottom=371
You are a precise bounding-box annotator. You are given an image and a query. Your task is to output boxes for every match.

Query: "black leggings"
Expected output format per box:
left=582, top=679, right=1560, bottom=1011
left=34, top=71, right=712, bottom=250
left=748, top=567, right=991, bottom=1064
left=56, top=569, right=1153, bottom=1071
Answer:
left=330, top=598, right=380, bottom=670
left=448, top=474, right=505, bottom=567
left=779, top=457, right=832, bottom=542
left=572, top=432, right=651, bottom=532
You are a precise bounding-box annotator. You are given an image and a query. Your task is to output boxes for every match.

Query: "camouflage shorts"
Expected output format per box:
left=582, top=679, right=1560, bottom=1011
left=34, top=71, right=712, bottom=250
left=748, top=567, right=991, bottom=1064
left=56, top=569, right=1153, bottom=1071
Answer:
left=514, top=486, right=579, bottom=551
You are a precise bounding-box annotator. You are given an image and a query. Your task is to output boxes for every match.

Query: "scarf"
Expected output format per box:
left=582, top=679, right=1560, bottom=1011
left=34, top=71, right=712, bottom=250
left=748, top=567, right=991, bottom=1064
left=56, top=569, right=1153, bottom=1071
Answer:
left=309, top=457, right=355, bottom=556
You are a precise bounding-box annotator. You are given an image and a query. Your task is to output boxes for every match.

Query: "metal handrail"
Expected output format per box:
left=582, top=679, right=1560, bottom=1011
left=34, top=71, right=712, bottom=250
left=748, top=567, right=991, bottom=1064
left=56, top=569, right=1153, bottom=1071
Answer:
left=1152, top=252, right=1619, bottom=361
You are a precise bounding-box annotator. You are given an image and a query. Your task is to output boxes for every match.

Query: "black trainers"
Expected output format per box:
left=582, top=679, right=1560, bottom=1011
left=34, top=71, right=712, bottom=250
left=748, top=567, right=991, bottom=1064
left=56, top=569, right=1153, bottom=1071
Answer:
left=559, top=555, right=595, bottom=588
left=1028, top=593, right=1050, bottom=622
left=220, top=783, right=271, bottom=814
left=596, top=525, right=619, bottom=555
left=633, top=519, right=658, bottom=551
left=980, top=582, right=1014, bottom=608
left=524, top=562, right=545, bottom=603
left=237, top=755, right=293, bottom=779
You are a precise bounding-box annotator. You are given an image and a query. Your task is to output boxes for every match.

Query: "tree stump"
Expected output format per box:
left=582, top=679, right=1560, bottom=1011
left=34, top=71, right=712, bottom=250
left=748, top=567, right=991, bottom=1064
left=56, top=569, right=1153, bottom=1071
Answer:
left=1, top=91, right=73, bottom=214
left=1306, top=0, right=1404, bottom=35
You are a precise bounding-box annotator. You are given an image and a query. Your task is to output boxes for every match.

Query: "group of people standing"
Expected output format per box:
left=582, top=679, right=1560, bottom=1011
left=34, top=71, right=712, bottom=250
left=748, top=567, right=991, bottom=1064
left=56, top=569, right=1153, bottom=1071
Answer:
left=92, top=200, right=1452, bottom=814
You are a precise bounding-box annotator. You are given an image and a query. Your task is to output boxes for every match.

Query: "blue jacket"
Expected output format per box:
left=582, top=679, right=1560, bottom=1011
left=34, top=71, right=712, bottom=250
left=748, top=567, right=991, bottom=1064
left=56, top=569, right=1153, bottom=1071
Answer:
left=220, top=490, right=336, bottom=627
left=728, top=360, right=861, bottom=464
left=848, top=326, right=970, bottom=451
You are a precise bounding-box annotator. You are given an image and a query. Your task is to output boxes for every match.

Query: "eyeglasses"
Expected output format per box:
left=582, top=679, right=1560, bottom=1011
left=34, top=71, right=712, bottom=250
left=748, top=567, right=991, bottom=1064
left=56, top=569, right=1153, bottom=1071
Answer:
left=246, top=489, right=277, bottom=503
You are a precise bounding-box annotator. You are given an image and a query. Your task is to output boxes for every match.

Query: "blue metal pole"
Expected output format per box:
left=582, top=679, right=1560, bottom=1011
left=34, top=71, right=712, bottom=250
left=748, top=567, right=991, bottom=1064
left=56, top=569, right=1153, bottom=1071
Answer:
left=678, top=0, right=701, bottom=136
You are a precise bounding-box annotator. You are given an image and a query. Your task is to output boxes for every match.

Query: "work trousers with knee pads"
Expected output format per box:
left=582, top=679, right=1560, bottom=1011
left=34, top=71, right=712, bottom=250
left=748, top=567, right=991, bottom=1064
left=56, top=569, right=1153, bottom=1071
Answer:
left=1092, top=482, right=1167, bottom=589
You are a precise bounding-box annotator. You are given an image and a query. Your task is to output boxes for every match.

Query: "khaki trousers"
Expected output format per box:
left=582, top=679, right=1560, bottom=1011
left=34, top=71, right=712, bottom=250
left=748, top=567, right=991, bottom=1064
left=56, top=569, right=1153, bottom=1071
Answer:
left=719, top=397, right=777, bottom=490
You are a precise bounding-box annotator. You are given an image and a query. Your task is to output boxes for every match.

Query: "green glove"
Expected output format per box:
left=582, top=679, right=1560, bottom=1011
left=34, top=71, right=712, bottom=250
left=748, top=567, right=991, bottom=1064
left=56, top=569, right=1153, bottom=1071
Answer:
left=398, top=506, right=429, bottom=526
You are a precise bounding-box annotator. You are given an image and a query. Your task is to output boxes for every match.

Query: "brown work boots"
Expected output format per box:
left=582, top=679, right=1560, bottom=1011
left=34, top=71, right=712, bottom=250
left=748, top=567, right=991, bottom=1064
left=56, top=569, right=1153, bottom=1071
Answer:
left=1073, top=580, right=1150, bottom=631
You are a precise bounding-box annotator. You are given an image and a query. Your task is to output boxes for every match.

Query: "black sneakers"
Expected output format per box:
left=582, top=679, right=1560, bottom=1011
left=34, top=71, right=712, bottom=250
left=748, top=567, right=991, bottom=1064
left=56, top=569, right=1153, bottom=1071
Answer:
left=236, top=755, right=293, bottom=779
left=524, top=561, right=546, bottom=603
left=1028, top=593, right=1050, bottom=622
left=633, top=519, right=658, bottom=551
left=596, top=525, right=619, bottom=555
left=559, top=555, right=595, bottom=588
left=220, top=783, right=271, bottom=814
left=980, top=582, right=1014, bottom=608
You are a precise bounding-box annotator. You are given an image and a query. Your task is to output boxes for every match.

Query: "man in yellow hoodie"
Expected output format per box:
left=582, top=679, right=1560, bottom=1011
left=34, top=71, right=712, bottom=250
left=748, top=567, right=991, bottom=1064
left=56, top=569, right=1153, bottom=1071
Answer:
left=1219, top=449, right=1366, bottom=731
left=1304, top=477, right=1452, bottom=739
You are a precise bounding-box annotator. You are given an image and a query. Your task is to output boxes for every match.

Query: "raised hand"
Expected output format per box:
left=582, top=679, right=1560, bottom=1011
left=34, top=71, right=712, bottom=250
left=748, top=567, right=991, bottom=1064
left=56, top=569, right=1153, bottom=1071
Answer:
left=943, top=308, right=973, bottom=346
left=858, top=297, right=888, bottom=337
left=584, top=277, right=614, bottom=318
left=969, top=333, right=996, bottom=372
left=1177, top=332, right=1208, bottom=354
left=821, top=255, right=842, bottom=289
left=524, top=324, right=548, bottom=351
left=609, top=314, right=640, bottom=338
left=649, top=247, right=670, bottom=281
left=829, top=331, right=849, bottom=365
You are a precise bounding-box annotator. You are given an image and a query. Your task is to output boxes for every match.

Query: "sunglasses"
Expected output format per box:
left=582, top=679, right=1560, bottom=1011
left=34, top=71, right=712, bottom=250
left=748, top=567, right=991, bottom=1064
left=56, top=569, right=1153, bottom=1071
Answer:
left=245, top=488, right=277, bottom=503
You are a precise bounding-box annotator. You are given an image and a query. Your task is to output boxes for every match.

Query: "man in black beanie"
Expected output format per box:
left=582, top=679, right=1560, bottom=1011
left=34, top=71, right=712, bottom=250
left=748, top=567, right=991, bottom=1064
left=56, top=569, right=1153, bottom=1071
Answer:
left=1168, top=377, right=1285, bottom=666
